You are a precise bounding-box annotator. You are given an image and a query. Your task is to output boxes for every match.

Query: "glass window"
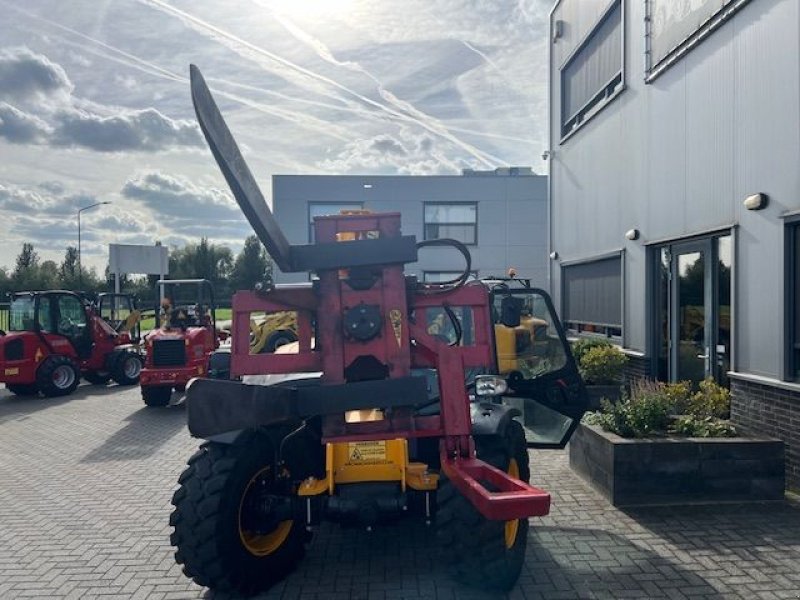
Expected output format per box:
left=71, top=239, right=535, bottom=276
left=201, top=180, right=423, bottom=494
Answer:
left=56, top=295, right=87, bottom=338
left=308, top=202, right=364, bottom=242
left=562, top=255, right=622, bottom=339
left=424, top=203, right=477, bottom=245
left=560, top=0, right=623, bottom=139
left=9, top=297, right=35, bottom=332
left=717, top=236, right=732, bottom=386
left=38, top=297, right=54, bottom=333
left=646, top=0, right=753, bottom=80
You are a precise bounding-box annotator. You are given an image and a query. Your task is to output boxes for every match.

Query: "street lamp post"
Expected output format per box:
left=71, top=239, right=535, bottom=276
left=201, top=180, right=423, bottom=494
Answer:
left=77, top=201, right=111, bottom=288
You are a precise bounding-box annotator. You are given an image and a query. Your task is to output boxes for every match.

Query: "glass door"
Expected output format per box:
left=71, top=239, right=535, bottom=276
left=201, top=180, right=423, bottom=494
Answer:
left=672, top=242, right=711, bottom=384
left=654, top=234, right=731, bottom=386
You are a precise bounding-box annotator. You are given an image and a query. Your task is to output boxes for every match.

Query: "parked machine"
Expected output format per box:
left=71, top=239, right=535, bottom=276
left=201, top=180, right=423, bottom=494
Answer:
left=0, top=290, right=143, bottom=397
left=169, top=66, right=589, bottom=595
left=139, top=279, right=218, bottom=407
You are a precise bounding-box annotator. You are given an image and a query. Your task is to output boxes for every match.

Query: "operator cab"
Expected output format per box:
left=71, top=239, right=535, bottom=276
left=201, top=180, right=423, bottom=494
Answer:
left=97, top=293, right=140, bottom=343
left=9, top=291, right=92, bottom=358
left=156, top=279, right=216, bottom=332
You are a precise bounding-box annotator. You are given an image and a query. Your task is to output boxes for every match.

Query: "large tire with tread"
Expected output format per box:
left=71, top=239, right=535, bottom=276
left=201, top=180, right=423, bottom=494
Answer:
left=84, top=371, right=112, bottom=385
left=110, top=350, right=142, bottom=386
left=142, top=386, right=171, bottom=407
left=264, top=330, right=297, bottom=354
left=6, top=383, right=39, bottom=396
left=36, top=355, right=80, bottom=398
left=436, top=420, right=530, bottom=591
left=170, top=433, right=309, bottom=594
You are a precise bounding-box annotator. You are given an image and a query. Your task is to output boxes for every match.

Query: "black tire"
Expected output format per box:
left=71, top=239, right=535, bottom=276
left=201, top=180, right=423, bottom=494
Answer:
left=265, top=330, right=297, bottom=353
left=436, top=420, right=530, bottom=591
left=111, top=350, right=142, bottom=386
left=170, top=434, right=309, bottom=595
left=142, top=386, right=172, bottom=407
left=84, top=371, right=112, bottom=385
left=6, top=383, right=39, bottom=396
left=36, top=355, right=80, bottom=398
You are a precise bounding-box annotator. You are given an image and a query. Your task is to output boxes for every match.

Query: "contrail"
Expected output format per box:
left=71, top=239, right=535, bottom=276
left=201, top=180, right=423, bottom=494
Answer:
left=3, top=2, right=351, bottom=141
left=267, top=7, right=508, bottom=165
left=141, top=0, right=501, bottom=167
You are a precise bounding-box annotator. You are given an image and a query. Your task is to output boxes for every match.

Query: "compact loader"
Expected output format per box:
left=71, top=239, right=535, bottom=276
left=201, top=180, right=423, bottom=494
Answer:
left=169, top=66, right=589, bottom=595
left=0, top=290, right=142, bottom=397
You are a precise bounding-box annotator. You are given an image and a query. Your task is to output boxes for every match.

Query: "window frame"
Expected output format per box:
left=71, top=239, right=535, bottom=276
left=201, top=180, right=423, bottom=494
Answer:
left=422, top=202, right=479, bottom=246
left=307, top=201, right=365, bottom=243
left=559, top=0, right=625, bottom=143
left=786, top=219, right=800, bottom=381
left=645, top=0, right=753, bottom=83
left=560, top=250, right=625, bottom=343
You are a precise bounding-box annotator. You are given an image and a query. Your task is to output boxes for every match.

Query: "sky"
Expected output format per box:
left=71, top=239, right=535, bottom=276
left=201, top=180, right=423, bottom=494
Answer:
left=0, top=0, right=551, bottom=274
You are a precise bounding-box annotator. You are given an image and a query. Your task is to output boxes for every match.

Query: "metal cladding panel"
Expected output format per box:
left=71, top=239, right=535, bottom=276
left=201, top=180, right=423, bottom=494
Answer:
left=550, top=0, right=800, bottom=375
left=552, top=0, right=619, bottom=68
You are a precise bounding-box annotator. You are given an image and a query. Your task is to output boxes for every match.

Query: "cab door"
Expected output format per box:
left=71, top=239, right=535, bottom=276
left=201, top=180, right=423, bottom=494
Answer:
left=490, top=286, right=588, bottom=448
left=54, top=294, right=93, bottom=359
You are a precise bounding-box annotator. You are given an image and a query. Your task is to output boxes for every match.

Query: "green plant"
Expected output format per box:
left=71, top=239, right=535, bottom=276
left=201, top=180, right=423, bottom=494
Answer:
left=687, top=377, right=731, bottom=418
left=672, top=415, right=737, bottom=437
left=571, top=337, right=612, bottom=365
left=589, top=379, right=672, bottom=438
left=663, top=380, right=692, bottom=414
left=579, top=345, right=627, bottom=385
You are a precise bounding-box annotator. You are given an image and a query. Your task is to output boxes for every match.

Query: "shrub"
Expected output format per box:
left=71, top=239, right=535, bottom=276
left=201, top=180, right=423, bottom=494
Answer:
left=687, top=377, right=731, bottom=418
left=584, top=377, right=736, bottom=439
left=579, top=345, right=627, bottom=385
left=588, top=379, right=672, bottom=438
left=572, top=337, right=612, bottom=365
left=672, top=415, right=737, bottom=438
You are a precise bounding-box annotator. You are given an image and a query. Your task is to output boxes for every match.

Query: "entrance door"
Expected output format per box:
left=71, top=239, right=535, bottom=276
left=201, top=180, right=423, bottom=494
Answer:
left=672, top=241, right=711, bottom=384
left=654, top=235, right=731, bottom=385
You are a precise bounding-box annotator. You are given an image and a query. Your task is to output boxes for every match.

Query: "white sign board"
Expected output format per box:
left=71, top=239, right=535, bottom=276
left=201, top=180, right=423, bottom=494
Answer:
left=109, top=244, right=169, bottom=276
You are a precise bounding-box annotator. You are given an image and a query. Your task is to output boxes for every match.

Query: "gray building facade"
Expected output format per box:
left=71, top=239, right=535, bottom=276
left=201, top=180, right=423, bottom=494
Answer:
left=272, top=170, right=548, bottom=287
left=548, top=0, right=800, bottom=488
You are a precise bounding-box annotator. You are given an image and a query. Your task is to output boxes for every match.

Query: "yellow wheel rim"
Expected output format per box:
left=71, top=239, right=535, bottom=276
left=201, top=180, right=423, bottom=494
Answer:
left=504, top=458, right=520, bottom=549
left=238, top=466, right=293, bottom=556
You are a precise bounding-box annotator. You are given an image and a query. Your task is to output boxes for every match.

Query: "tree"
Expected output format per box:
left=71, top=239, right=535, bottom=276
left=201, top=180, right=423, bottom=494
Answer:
left=60, top=247, right=79, bottom=280
left=230, top=235, right=272, bottom=292
left=12, top=243, right=40, bottom=290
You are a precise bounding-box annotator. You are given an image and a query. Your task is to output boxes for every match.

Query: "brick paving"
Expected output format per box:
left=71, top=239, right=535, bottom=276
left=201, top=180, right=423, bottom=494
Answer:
left=0, top=383, right=799, bottom=600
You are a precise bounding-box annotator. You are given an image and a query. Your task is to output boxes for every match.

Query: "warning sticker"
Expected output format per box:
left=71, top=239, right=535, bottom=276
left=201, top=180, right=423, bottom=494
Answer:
left=347, top=441, right=387, bottom=464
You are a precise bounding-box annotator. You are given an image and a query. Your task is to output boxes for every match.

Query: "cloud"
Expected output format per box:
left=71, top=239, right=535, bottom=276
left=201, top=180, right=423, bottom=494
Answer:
left=0, top=181, right=102, bottom=216
left=0, top=102, right=52, bottom=143
left=121, top=171, right=243, bottom=223
left=0, top=46, right=201, bottom=152
left=0, top=46, right=72, bottom=103
left=53, top=106, right=201, bottom=152
left=317, top=130, right=469, bottom=175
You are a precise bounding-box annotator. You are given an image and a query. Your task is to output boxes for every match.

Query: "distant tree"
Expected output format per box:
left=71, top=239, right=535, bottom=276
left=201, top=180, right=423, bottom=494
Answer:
left=230, top=235, right=272, bottom=292
left=169, top=238, right=234, bottom=299
left=59, top=246, right=80, bottom=290
left=12, top=243, right=40, bottom=290
left=40, top=260, right=59, bottom=289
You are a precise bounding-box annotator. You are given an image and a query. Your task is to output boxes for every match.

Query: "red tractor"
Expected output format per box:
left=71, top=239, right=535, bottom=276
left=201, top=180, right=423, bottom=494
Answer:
left=0, top=290, right=143, bottom=397
left=169, top=66, right=589, bottom=595
left=139, top=279, right=219, bottom=407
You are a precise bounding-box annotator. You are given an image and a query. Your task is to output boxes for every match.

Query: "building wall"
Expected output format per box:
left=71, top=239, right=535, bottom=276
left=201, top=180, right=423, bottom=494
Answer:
left=549, top=0, right=800, bottom=376
left=550, top=0, right=800, bottom=490
left=272, top=173, right=548, bottom=287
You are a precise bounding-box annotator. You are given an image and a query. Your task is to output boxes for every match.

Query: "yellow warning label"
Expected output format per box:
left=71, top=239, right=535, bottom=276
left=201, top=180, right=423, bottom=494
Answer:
left=34, top=348, right=43, bottom=363
left=347, top=441, right=387, bottom=464
left=4, top=368, right=19, bottom=376
left=389, top=309, right=402, bottom=348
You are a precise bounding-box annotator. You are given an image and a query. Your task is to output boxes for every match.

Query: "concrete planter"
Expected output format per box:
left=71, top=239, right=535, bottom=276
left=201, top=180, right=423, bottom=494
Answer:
left=569, top=423, right=785, bottom=506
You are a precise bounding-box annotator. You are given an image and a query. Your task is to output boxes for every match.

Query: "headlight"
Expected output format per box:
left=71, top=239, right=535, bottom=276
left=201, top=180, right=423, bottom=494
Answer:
left=474, top=375, right=508, bottom=397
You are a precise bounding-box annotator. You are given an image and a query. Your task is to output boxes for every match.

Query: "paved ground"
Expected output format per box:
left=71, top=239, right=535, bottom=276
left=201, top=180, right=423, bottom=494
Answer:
left=0, top=384, right=799, bottom=600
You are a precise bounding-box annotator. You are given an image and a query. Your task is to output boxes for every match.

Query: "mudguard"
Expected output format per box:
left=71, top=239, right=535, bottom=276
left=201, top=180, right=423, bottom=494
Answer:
left=470, top=401, right=521, bottom=438
left=104, top=344, right=140, bottom=369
